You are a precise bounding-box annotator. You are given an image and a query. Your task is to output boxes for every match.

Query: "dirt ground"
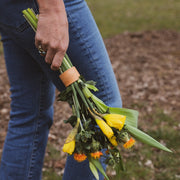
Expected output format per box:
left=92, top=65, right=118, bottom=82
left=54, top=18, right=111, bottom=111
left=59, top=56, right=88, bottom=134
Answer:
left=0, top=30, right=180, bottom=174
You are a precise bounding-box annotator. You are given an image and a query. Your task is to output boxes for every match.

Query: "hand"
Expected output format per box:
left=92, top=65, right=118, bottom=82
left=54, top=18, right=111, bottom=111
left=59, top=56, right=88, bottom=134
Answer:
left=35, top=0, right=69, bottom=71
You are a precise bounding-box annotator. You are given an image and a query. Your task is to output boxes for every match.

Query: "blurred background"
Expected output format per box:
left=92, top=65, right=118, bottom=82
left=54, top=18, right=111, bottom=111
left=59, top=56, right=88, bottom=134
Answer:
left=0, top=0, right=180, bottom=179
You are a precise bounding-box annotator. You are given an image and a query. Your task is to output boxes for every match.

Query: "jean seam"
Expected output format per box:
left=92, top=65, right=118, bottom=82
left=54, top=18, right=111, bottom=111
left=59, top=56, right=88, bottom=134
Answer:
left=67, top=9, right=111, bottom=104
left=27, top=75, right=44, bottom=179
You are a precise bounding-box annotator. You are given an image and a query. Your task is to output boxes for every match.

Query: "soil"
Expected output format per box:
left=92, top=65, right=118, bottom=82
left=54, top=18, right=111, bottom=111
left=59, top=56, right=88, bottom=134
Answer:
left=0, top=30, right=180, bottom=174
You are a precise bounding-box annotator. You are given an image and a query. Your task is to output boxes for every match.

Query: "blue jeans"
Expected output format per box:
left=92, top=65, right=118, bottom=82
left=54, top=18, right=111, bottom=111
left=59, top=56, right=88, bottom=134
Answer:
left=0, top=0, right=122, bottom=179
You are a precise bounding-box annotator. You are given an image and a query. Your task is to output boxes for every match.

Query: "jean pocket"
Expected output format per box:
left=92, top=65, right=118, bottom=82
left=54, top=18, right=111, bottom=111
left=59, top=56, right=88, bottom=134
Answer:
left=0, top=0, right=38, bottom=32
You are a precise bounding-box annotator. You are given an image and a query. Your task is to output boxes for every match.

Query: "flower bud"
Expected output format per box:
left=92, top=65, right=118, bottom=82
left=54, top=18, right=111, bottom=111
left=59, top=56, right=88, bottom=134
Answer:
left=103, top=114, right=126, bottom=131
left=109, top=136, right=118, bottom=146
left=62, top=140, right=75, bottom=155
left=95, top=118, right=114, bottom=139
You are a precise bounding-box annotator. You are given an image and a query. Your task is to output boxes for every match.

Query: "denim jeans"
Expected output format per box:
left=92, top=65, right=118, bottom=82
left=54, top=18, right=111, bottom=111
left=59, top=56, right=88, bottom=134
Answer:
left=0, top=0, right=122, bottom=179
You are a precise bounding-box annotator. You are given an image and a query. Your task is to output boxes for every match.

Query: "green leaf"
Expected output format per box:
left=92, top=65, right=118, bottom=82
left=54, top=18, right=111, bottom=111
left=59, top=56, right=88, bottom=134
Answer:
left=117, top=152, right=125, bottom=171
left=86, top=80, right=97, bottom=86
left=84, top=119, right=92, bottom=130
left=89, top=157, right=109, bottom=180
left=64, top=115, right=77, bottom=127
left=91, top=95, right=108, bottom=113
left=57, top=86, right=72, bottom=102
left=109, top=107, right=138, bottom=128
left=126, top=124, right=172, bottom=152
left=89, top=162, right=99, bottom=180
left=85, top=83, right=98, bottom=92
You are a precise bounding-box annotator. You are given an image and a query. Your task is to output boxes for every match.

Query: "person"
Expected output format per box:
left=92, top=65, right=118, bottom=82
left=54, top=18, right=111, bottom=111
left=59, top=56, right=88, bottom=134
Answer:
left=0, top=0, right=122, bottom=179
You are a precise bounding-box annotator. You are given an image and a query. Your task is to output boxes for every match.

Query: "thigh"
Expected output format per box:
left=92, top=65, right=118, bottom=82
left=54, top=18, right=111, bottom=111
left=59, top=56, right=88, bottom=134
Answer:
left=0, top=0, right=122, bottom=108
left=64, top=0, right=122, bottom=107
left=63, top=1, right=122, bottom=180
left=0, top=33, right=55, bottom=180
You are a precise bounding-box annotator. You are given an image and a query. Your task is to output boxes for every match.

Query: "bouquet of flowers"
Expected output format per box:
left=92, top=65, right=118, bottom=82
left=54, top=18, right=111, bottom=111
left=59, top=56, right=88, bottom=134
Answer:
left=22, top=8, right=172, bottom=180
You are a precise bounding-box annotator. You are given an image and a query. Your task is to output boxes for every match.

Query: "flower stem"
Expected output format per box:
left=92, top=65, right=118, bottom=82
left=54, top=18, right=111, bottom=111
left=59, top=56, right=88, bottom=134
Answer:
left=71, top=84, right=80, bottom=118
left=74, top=82, right=90, bottom=110
left=22, top=9, right=37, bottom=31
left=64, top=54, right=73, bottom=67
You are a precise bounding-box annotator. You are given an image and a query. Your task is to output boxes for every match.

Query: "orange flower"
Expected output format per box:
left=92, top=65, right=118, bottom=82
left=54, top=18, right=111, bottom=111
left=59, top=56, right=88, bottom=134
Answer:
left=90, top=151, right=103, bottom=159
left=123, top=138, right=135, bottom=149
left=74, top=153, right=87, bottom=162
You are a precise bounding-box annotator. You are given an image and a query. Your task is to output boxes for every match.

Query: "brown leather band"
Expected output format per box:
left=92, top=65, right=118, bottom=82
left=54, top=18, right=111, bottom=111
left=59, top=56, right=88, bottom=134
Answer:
left=59, top=66, right=80, bottom=87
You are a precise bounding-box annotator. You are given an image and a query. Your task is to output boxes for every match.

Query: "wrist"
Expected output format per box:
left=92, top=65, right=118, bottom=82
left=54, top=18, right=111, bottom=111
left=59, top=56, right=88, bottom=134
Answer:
left=37, top=0, right=65, bottom=14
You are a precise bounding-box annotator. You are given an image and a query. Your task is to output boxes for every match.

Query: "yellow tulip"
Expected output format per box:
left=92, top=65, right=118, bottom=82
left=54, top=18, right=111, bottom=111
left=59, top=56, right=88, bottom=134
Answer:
left=62, top=140, right=75, bottom=155
left=109, top=136, right=118, bottom=146
left=95, top=117, right=114, bottom=139
left=62, top=118, right=80, bottom=155
left=103, top=114, right=126, bottom=131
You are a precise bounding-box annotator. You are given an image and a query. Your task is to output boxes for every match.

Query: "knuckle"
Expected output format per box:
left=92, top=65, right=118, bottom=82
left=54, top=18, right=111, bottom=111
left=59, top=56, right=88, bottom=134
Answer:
left=51, top=63, right=60, bottom=70
left=45, top=57, right=51, bottom=64
left=53, top=61, right=60, bottom=68
left=42, top=40, right=49, bottom=46
left=60, top=42, right=68, bottom=53
left=35, top=33, right=42, bottom=42
left=49, top=42, right=59, bottom=51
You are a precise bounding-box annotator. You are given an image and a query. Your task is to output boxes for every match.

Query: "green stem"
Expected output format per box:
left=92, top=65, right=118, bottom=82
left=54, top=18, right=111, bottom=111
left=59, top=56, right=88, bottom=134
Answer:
left=82, top=113, right=87, bottom=123
left=72, top=85, right=84, bottom=131
left=61, top=57, right=72, bottom=70
left=22, top=10, right=37, bottom=31
left=61, top=59, right=70, bottom=71
left=86, top=97, right=95, bottom=110
left=74, top=82, right=90, bottom=110
left=27, top=8, right=38, bottom=23
left=71, top=84, right=80, bottom=118
left=64, top=54, right=73, bottom=67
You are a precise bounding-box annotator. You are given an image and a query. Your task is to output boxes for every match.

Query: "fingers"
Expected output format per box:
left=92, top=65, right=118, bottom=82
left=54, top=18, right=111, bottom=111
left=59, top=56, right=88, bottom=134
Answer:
left=46, top=41, right=67, bottom=70
left=35, top=31, right=69, bottom=71
left=45, top=48, right=55, bottom=64
left=51, top=51, right=64, bottom=71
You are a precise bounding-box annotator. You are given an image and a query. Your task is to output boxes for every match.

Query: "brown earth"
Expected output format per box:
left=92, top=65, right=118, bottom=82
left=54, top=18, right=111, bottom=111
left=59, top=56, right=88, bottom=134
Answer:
left=0, top=30, right=180, bottom=174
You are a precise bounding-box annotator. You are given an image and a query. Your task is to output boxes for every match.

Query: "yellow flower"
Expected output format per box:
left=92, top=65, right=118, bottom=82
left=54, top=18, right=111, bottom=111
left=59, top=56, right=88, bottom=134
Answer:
left=62, top=140, right=75, bottom=155
left=109, top=136, right=118, bottom=146
left=123, top=137, right=135, bottom=149
left=74, top=153, right=87, bottom=162
left=62, top=118, right=80, bottom=155
left=90, top=151, right=103, bottom=159
left=95, top=117, right=114, bottom=139
left=103, top=114, right=126, bottom=131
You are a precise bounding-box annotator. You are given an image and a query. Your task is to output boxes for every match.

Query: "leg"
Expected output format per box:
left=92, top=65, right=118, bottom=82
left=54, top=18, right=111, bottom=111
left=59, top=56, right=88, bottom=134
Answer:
left=63, top=0, right=122, bottom=179
left=0, top=33, right=55, bottom=180
left=0, top=0, right=122, bottom=179
left=65, top=0, right=122, bottom=107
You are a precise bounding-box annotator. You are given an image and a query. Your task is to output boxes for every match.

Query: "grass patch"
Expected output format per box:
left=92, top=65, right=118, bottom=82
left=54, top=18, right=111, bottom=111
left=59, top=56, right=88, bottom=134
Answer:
left=43, top=142, right=63, bottom=180
left=109, top=107, right=180, bottom=180
left=43, top=169, right=62, bottom=180
left=87, top=0, right=180, bottom=37
left=42, top=108, right=180, bottom=180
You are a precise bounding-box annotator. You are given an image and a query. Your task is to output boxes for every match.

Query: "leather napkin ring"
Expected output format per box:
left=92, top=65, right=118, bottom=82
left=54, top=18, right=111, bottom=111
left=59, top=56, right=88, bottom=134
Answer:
left=59, top=66, right=80, bottom=87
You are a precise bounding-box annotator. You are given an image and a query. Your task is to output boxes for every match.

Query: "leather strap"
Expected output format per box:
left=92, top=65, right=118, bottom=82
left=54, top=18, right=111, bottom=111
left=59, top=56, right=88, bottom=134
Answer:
left=59, top=66, right=80, bottom=87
